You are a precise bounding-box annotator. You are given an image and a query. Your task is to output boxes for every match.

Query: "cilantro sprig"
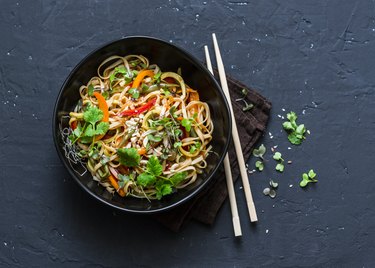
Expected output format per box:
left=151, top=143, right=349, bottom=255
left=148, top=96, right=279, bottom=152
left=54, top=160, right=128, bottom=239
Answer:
left=283, top=111, right=307, bottom=145
left=69, top=106, right=109, bottom=144
left=135, top=156, right=188, bottom=200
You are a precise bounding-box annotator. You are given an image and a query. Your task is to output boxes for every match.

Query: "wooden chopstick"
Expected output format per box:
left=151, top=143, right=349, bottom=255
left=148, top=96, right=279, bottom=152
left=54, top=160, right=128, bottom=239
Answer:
left=212, top=33, right=258, bottom=222
left=204, top=46, right=242, bottom=237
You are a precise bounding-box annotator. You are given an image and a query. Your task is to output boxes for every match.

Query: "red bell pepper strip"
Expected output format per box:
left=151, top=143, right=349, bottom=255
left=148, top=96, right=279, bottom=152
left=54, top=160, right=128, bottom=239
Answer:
left=118, top=98, right=156, bottom=117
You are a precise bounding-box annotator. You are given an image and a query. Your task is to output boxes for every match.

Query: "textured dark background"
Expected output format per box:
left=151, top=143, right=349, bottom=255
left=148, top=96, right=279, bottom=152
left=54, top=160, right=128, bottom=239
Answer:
left=1, top=0, right=375, bottom=267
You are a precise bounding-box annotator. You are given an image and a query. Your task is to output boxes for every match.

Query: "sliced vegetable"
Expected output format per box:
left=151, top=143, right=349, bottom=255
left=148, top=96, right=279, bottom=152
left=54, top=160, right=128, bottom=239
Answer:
left=118, top=98, right=156, bottom=117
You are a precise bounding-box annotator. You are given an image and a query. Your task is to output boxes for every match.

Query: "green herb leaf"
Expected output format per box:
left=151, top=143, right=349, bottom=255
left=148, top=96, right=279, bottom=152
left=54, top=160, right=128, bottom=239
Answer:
left=174, top=141, right=182, bottom=148
left=253, top=144, right=266, bottom=158
left=118, top=174, right=130, bottom=188
left=302, top=173, right=309, bottom=181
left=288, top=133, right=302, bottom=145
left=147, top=134, right=162, bottom=143
left=273, top=152, right=282, bottom=161
left=255, top=160, right=264, bottom=171
left=155, top=183, right=173, bottom=200
left=170, top=171, right=187, bottom=186
left=96, top=122, right=109, bottom=135
left=88, top=85, right=94, bottom=96
left=296, top=124, right=306, bottom=135
left=181, top=118, right=192, bottom=132
left=287, top=111, right=297, bottom=122
left=83, top=106, right=103, bottom=126
left=189, top=141, right=201, bottom=154
left=128, top=88, right=140, bottom=99
left=308, top=169, right=317, bottom=180
left=117, top=148, right=140, bottom=167
left=147, top=156, right=163, bottom=176
left=137, top=173, right=156, bottom=187
left=154, top=72, right=162, bottom=82
left=84, top=124, right=96, bottom=137
left=299, top=179, right=309, bottom=187
left=275, top=163, right=284, bottom=172
left=282, top=121, right=295, bottom=131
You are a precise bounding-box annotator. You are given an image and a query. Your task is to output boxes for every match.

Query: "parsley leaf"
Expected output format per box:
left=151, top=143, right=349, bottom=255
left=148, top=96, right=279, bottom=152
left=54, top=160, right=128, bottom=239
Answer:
left=146, top=156, right=163, bottom=176
left=83, top=106, right=103, bottom=126
left=117, top=148, right=140, bottom=167
left=170, top=171, right=187, bottom=186
left=137, top=173, right=156, bottom=187
left=174, top=141, right=182, bottom=148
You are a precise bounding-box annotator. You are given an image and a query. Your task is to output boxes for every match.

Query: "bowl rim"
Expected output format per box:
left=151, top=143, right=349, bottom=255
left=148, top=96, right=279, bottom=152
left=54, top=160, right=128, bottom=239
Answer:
left=52, top=35, right=232, bottom=214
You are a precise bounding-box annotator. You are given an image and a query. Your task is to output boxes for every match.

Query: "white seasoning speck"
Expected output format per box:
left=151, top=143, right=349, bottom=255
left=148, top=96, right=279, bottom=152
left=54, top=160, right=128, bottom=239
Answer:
left=4, top=242, right=7, bottom=246
left=307, top=130, right=311, bottom=134
left=239, top=186, right=243, bottom=190
left=289, top=184, right=293, bottom=188
left=282, top=108, right=286, bottom=112
left=266, top=229, right=269, bottom=234
left=287, top=160, right=292, bottom=164
left=287, top=147, right=291, bottom=150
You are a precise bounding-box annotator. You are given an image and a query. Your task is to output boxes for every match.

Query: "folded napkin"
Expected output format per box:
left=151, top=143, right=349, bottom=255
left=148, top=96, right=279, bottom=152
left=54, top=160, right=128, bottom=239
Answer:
left=154, top=75, right=272, bottom=232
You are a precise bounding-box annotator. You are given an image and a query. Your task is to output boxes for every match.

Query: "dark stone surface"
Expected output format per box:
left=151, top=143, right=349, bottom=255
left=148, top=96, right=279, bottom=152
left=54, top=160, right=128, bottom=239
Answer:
left=1, top=0, right=374, bottom=267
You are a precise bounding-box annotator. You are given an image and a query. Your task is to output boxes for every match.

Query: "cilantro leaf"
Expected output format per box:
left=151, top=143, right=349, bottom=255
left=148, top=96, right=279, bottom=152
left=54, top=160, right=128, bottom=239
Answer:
left=84, top=124, right=96, bottom=137
left=288, top=133, right=302, bottom=145
left=282, top=121, right=295, bottom=131
left=84, top=106, right=103, bottom=126
left=287, top=111, right=297, bottom=122
left=147, top=156, right=163, bottom=176
left=96, top=122, right=109, bottom=135
left=189, top=141, right=201, bottom=154
left=170, top=171, right=187, bottom=186
left=155, top=183, right=173, bottom=200
left=117, top=148, right=140, bottom=167
left=88, top=85, right=94, bottom=96
left=137, top=173, right=156, bottom=187
left=181, top=118, right=192, bottom=132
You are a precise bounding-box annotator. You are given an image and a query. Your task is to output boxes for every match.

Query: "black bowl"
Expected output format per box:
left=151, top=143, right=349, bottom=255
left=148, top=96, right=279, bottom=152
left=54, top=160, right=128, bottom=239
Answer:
left=53, top=36, right=231, bottom=214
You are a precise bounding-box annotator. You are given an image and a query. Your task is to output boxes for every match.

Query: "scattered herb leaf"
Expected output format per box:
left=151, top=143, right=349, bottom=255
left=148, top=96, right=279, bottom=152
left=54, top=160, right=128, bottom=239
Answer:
left=117, top=148, right=140, bottom=167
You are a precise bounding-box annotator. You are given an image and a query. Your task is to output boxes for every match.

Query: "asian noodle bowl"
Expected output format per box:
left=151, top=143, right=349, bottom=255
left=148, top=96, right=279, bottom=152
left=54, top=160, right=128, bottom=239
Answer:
left=65, top=54, right=213, bottom=200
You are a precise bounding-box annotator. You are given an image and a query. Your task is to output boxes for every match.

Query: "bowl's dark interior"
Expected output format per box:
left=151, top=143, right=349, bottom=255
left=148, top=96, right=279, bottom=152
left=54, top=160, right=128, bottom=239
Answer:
left=53, top=37, right=231, bottom=213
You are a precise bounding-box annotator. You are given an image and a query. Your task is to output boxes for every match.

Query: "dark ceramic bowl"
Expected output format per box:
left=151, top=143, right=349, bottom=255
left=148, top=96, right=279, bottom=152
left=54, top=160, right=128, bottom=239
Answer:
left=53, top=36, right=231, bottom=213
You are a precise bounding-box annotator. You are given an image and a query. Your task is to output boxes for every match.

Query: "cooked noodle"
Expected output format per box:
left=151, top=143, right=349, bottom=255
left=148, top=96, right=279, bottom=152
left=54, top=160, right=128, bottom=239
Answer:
left=65, top=55, right=213, bottom=200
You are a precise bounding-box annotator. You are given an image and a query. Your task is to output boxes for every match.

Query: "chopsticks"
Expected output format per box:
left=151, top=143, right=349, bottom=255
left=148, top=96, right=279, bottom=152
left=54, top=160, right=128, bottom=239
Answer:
left=209, top=33, right=258, bottom=223
left=204, top=46, right=242, bottom=237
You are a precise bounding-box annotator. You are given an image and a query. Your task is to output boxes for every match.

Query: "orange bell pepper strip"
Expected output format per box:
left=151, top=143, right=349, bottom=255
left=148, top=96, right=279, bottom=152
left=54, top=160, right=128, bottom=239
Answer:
left=132, top=70, right=155, bottom=89
left=93, top=92, right=109, bottom=141
left=108, top=174, right=126, bottom=197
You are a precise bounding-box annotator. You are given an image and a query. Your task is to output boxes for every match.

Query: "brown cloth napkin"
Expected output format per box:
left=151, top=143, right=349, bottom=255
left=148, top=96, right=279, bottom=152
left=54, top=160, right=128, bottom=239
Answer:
left=154, top=75, right=272, bottom=232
